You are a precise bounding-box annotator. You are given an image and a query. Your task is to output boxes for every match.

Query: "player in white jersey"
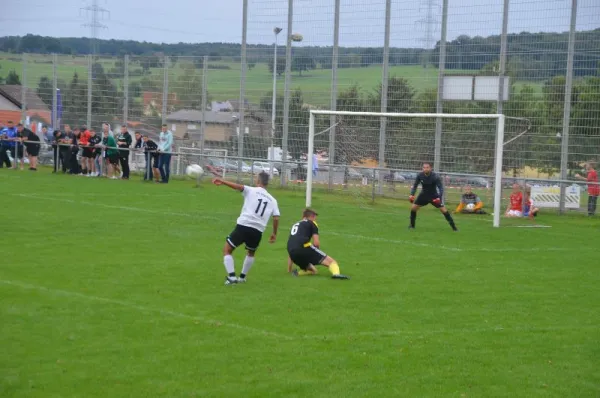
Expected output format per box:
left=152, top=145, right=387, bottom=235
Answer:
left=213, top=171, right=280, bottom=285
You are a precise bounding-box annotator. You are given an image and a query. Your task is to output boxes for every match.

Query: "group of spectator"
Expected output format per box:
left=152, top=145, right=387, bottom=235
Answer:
left=0, top=120, right=41, bottom=170
left=1, top=121, right=175, bottom=184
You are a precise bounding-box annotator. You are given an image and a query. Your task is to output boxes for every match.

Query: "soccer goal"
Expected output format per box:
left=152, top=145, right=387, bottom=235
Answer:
left=177, top=147, right=228, bottom=177
left=306, top=110, right=506, bottom=227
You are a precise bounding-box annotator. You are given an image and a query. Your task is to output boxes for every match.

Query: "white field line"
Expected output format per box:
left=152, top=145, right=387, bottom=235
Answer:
left=14, top=193, right=222, bottom=221
left=3, top=279, right=596, bottom=340
left=0, top=279, right=292, bottom=340
left=14, top=193, right=570, bottom=253
left=340, top=324, right=600, bottom=337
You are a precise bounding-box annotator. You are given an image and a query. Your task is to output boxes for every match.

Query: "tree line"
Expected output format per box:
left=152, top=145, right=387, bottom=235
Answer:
left=1, top=29, right=599, bottom=79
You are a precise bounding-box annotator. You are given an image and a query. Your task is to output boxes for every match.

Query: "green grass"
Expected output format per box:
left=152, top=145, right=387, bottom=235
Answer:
left=1, top=168, right=599, bottom=397
left=1, top=53, right=545, bottom=106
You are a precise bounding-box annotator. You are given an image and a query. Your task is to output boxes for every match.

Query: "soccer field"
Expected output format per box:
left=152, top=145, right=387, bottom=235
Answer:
left=1, top=169, right=598, bottom=397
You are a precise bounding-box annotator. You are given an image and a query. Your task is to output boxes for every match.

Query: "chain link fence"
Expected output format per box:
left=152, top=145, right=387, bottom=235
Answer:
left=1, top=0, right=599, bottom=215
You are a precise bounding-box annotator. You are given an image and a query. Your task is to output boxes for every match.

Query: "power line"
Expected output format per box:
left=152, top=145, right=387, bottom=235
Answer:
left=416, top=0, right=440, bottom=68
left=80, top=0, right=109, bottom=55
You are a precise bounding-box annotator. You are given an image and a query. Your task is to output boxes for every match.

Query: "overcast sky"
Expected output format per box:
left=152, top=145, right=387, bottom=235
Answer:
left=2, top=0, right=599, bottom=48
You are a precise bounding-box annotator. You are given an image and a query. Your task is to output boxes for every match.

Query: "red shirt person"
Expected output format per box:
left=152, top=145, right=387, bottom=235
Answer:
left=575, top=163, right=599, bottom=216
left=505, top=184, right=524, bottom=217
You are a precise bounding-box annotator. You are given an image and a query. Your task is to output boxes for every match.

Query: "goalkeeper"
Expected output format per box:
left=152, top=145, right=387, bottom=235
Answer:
left=454, top=185, right=486, bottom=214
left=409, top=162, right=458, bottom=231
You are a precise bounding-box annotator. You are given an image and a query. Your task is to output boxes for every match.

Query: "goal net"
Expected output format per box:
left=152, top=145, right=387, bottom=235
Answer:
left=177, top=147, right=228, bottom=178
left=306, top=111, right=506, bottom=227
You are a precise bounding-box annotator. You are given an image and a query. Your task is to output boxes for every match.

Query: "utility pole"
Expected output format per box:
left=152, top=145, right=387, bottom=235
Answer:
left=81, top=0, right=109, bottom=55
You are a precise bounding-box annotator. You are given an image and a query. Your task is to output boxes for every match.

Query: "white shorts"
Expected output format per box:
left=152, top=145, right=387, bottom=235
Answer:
left=506, top=210, right=522, bottom=217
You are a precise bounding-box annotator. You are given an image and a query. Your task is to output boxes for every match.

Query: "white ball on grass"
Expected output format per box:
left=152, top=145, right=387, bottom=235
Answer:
left=466, top=203, right=476, bottom=211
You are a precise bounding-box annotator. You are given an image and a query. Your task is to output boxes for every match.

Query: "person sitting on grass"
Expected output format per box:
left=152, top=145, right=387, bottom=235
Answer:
left=523, top=190, right=540, bottom=220
left=505, top=184, right=525, bottom=217
left=454, top=185, right=486, bottom=214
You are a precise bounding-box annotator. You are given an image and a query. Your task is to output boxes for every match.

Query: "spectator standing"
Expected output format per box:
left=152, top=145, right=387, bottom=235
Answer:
left=67, top=128, right=80, bottom=174
left=116, top=125, right=132, bottom=180
left=157, top=123, right=173, bottom=183
left=60, top=125, right=74, bottom=173
left=575, top=163, right=599, bottom=216
left=52, top=129, right=66, bottom=173
left=18, top=123, right=40, bottom=171
left=143, top=135, right=160, bottom=182
left=13, top=124, right=26, bottom=171
left=101, top=123, right=115, bottom=176
left=78, top=126, right=92, bottom=176
left=134, top=132, right=148, bottom=180
left=104, top=132, right=119, bottom=179
left=0, top=122, right=11, bottom=168
left=41, top=125, right=53, bottom=143
left=0, top=121, right=18, bottom=169
left=88, top=129, right=102, bottom=176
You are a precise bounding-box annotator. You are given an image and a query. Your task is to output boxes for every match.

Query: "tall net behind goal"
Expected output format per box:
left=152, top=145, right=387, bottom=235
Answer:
left=306, top=111, right=506, bottom=227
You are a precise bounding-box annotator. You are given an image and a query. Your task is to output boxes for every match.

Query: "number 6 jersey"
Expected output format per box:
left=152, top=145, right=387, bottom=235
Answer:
left=236, top=186, right=281, bottom=232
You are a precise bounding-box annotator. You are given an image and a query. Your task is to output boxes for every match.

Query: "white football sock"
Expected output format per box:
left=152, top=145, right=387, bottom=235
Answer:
left=241, top=256, right=255, bottom=277
left=224, top=255, right=235, bottom=275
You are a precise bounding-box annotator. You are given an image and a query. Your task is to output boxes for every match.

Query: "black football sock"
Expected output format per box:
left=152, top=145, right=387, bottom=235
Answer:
left=443, top=212, right=457, bottom=230
left=410, top=210, right=417, bottom=228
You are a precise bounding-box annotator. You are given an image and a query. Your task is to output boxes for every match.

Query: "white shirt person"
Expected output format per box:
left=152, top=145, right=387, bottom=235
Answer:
left=213, top=171, right=280, bottom=285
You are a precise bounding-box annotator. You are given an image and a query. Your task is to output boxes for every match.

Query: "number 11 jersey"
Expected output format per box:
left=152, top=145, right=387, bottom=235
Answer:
left=237, top=186, right=280, bottom=232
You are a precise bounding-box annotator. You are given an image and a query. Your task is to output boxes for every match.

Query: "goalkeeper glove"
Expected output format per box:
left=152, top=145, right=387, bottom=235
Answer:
left=432, top=198, right=442, bottom=206
left=409, top=195, right=415, bottom=203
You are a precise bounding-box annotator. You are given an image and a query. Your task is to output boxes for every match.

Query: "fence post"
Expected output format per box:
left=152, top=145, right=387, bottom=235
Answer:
left=123, top=54, right=129, bottom=126
left=281, top=0, right=294, bottom=187
left=123, top=54, right=131, bottom=173
left=200, top=55, right=208, bottom=165
left=87, top=55, right=92, bottom=127
left=20, top=54, right=27, bottom=125
left=238, top=0, right=249, bottom=183
left=52, top=54, right=58, bottom=130
left=559, top=0, right=578, bottom=214
left=162, top=56, right=169, bottom=125
left=434, top=0, right=449, bottom=172
left=497, top=0, right=509, bottom=117
left=378, top=0, right=391, bottom=195
left=328, top=0, right=340, bottom=192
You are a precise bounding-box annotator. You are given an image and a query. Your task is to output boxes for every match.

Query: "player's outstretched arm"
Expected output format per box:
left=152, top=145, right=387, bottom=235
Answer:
left=287, top=256, right=293, bottom=273
left=270, top=216, right=279, bottom=243
left=212, top=178, right=244, bottom=192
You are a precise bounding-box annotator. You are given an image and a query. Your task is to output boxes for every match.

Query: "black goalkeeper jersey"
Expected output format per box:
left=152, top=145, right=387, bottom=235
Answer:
left=287, top=219, right=319, bottom=251
left=410, top=171, right=444, bottom=198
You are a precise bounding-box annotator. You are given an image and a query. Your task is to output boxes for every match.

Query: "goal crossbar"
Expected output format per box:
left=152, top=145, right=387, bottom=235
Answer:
left=307, top=110, right=505, bottom=228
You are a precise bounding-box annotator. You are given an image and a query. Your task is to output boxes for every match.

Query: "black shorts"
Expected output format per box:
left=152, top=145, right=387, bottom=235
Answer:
left=83, top=148, right=95, bottom=158
left=415, top=193, right=443, bottom=208
left=25, top=144, right=40, bottom=157
left=226, top=224, right=263, bottom=252
left=151, top=155, right=159, bottom=168
left=288, top=245, right=327, bottom=270
left=10, top=145, right=24, bottom=159
left=107, top=154, right=119, bottom=165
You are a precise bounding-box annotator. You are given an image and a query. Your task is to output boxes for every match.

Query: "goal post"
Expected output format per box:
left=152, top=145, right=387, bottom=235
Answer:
left=306, top=110, right=505, bottom=228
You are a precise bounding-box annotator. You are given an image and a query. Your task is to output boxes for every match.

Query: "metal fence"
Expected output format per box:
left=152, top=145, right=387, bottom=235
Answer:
left=1, top=0, right=599, bottom=212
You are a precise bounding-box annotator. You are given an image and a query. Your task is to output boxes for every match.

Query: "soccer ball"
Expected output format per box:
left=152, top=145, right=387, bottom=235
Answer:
left=186, top=164, right=204, bottom=178
left=466, top=203, right=476, bottom=211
